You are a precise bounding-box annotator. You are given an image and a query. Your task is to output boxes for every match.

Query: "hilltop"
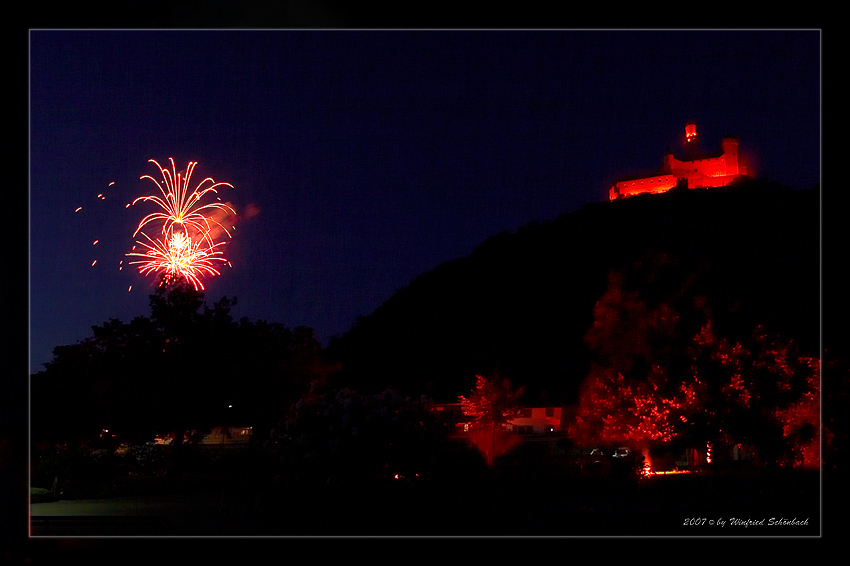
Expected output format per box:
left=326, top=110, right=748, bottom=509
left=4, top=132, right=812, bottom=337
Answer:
left=326, top=179, right=820, bottom=405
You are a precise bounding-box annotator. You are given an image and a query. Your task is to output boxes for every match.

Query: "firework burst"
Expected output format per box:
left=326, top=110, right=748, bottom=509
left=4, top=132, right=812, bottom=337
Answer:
left=126, top=229, right=229, bottom=291
left=128, top=158, right=236, bottom=290
left=133, top=158, right=235, bottom=246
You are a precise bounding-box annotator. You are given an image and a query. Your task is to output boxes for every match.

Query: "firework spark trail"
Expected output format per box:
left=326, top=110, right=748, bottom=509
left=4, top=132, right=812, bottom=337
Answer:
left=128, top=158, right=236, bottom=290
left=133, top=158, right=235, bottom=248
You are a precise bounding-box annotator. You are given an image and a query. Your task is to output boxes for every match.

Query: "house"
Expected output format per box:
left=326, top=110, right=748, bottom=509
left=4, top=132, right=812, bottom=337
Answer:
left=430, top=403, right=565, bottom=437
left=609, top=123, right=749, bottom=201
left=506, top=407, right=564, bottom=435
left=152, top=426, right=253, bottom=447
left=199, top=426, right=253, bottom=446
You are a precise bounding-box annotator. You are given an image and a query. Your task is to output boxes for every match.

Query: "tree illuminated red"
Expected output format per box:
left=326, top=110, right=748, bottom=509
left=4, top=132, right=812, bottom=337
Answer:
left=569, top=268, right=820, bottom=472
left=459, top=373, right=524, bottom=466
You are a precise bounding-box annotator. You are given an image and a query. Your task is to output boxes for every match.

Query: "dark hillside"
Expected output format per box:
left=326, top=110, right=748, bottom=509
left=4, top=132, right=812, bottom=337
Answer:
left=326, top=179, right=820, bottom=405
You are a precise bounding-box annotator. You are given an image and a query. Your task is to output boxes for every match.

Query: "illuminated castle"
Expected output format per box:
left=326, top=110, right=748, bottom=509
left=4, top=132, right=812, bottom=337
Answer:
left=609, top=123, right=749, bottom=201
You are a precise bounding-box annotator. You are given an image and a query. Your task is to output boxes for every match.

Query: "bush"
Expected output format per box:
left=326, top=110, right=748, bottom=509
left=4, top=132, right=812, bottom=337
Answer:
left=281, top=386, right=465, bottom=485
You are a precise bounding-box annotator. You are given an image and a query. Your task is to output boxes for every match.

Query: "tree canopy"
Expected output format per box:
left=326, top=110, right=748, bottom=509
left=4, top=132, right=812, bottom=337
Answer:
left=31, top=278, right=330, bottom=446
left=567, top=257, right=820, bottom=469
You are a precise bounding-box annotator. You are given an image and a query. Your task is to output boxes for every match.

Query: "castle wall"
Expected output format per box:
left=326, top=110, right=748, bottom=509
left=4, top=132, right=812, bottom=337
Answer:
left=667, top=154, right=732, bottom=182
left=610, top=174, right=678, bottom=200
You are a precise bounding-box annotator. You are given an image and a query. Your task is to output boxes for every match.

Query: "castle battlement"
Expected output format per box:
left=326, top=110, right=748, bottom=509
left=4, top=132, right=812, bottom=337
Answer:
left=609, top=123, right=748, bottom=201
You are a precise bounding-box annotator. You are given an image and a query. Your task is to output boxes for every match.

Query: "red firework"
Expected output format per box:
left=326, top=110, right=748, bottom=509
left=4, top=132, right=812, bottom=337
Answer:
left=127, top=158, right=235, bottom=290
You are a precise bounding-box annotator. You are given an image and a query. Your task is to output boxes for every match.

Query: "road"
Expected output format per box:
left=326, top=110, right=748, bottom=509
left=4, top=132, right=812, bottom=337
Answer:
left=30, top=493, right=231, bottom=536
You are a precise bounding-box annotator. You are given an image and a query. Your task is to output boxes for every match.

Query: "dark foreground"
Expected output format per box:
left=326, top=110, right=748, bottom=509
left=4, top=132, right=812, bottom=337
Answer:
left=29, top=468, right=821, bottom=537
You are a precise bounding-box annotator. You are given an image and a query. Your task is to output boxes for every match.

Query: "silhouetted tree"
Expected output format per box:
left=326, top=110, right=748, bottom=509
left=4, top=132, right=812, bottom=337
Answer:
left=30, top=275, right=327, bottom=452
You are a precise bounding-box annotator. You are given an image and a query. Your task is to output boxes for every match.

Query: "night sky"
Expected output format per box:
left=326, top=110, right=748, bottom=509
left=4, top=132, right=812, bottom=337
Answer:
left=28, top=29, right=821, bottom=375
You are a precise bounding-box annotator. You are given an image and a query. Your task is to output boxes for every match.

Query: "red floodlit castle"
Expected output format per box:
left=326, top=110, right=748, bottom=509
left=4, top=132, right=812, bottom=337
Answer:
left=609, top=123, right=749, bottom=201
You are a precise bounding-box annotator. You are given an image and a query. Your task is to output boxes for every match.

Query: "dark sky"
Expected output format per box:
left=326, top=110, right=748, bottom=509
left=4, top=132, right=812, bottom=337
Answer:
left=28, top=29, right=821, bottom=375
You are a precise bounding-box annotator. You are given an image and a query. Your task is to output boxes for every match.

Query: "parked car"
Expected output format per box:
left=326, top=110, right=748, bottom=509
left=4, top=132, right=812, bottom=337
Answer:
left=583, top=446, right=645, bottom=478
left=583, top=448, right=611, bottom=472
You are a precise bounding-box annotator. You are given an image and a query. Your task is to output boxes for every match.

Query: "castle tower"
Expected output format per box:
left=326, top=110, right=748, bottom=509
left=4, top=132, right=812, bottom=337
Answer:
left=721, top=137, right=740, bottom=177
left=685, top=122, right=697, bottom=144
left=681, top=122, right=702, bottom=161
